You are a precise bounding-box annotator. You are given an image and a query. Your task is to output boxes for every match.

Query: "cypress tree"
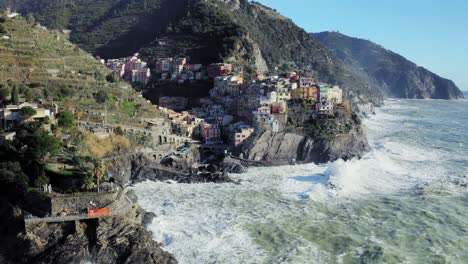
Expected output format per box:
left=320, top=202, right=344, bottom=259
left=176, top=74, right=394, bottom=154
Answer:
left=11, top=85, right=19, bottom=105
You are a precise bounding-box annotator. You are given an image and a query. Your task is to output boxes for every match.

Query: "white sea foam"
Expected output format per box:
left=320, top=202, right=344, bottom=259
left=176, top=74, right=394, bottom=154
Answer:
left=132, top=99, right=467, bottom=263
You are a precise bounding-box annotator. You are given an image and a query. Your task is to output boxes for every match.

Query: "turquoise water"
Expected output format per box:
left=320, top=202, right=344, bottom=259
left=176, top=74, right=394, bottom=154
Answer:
left=134, top=98, right=468, bottom=264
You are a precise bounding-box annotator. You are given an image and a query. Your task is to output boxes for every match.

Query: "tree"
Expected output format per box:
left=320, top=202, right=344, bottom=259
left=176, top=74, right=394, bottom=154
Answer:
left=95, top=90, right=108, bottom=103
left=11, top=85, right=19, bottom=105
left=24, top=88, right=34, bottom=102
left=106, top=72, right=119, bottom=83
left=74, top=110, right=83, bottom=124
left=0, top=24, right=6, bottom=34
left=20, top=106, right=37, bottom=117
left=33, top=129, right=61, bottom=160
left=25, top=13, right=35, bottom=24
left=57, top=111, right=76, bottom=129
left=0, top=162, right=29, bottom=190
left=114, top=126, right=124, bottom=136
left=94, top=162, right=107, bottom=193
left=0, top=87, right=9, bottom=103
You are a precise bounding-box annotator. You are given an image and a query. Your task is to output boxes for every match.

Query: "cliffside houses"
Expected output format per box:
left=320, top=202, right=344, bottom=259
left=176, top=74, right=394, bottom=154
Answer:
left=105, top=54, right=151, bottom=84
left=154, top=57, right=204, bottom=82
left=154, top=65, right=344, bottom=147
left=200, top=123, right=222, bottom=145
left=232, top=123, right=255, bottom=147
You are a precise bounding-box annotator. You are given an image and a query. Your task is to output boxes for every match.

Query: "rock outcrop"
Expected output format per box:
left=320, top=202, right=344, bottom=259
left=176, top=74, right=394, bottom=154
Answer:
left=240, top=107, right=369, bottom=165
left=0, top=193, right=176, bottom=264
left=107, top=153, right=240, bottom=185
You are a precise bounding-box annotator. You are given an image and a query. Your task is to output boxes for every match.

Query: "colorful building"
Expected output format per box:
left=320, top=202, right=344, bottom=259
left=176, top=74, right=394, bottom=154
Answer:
left=292, top=85, right=318, bottom=101
left=106, top=55, right=151, bottom=84
left=299, top=78, right=316, bottom=88
left=207, top=63, right=233, bottom=78
left=316, top=101, right=334, bottom=115
left=318, top=83, right=330, bottom=102
left=200, top=123, right=221, bottom=144
left=234, top=126, right=255, bottom=147
left=328, top=85, right=343, bottom=104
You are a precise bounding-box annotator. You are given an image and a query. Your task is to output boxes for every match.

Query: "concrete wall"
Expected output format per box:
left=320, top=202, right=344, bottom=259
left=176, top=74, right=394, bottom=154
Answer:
left=50, top=192, right=118, bottom=216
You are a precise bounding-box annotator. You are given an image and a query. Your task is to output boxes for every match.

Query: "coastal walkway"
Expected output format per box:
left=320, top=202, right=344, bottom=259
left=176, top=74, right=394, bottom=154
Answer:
left=24, top=190, right=134, bottom=224
left=24, top=214, right=110, bottom=224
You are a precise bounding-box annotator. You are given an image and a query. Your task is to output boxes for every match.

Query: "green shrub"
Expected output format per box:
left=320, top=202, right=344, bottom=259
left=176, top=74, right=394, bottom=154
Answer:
left=57, top=111, right=76, bottom=129
left=20, top=106, right=37, bottom=117
left=95, top=90, right=108, bottom=103
left=32, top=129, right=62, bottom=159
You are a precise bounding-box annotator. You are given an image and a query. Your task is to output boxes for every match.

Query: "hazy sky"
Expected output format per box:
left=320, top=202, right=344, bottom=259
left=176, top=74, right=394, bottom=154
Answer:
left=258, top=0, right=468, bottom=91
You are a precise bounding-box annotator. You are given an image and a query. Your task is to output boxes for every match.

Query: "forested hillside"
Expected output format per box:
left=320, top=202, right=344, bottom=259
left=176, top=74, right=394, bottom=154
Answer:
left=1, top=0, right=385, bottom=109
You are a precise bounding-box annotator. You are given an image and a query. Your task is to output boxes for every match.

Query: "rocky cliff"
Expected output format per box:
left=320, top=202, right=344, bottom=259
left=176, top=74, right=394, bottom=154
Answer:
left=0, top=192, right=176, bottom=264
left=106, top=153, right=242, bottom=185
left=312, top=32, right=464, bottom=100
left=240, top=107, right=369, bottom=165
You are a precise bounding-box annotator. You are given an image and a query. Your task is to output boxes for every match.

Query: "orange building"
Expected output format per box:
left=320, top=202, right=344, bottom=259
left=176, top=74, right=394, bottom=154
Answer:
left=292, top=86, right=318, bottom=101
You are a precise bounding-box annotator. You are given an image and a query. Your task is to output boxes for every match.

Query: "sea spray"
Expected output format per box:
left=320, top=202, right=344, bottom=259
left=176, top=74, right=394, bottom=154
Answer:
left=133, top=99, right=468, bottom=264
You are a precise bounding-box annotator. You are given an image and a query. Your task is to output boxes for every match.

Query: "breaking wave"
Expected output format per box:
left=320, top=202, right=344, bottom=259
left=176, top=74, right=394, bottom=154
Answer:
left=133, top=99, right=468, bottom=263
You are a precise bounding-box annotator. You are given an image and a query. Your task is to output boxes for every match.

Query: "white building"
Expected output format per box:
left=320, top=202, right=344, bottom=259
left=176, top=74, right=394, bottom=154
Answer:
left=328, top=86, right=343, bottom=104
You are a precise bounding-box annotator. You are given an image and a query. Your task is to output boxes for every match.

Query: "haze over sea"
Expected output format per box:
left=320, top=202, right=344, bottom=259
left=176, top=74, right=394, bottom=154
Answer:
left=133, top=96, right=468, bottom=264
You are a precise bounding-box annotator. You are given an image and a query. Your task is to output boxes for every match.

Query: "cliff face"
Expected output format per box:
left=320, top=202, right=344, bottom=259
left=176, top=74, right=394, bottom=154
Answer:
left=312, top=32, right=464, bottom=100
left=0, top=194, right=176, bottom=264
left=240, top=108, right=369, bottom=165
left=106, top=153, right=239, bottom=185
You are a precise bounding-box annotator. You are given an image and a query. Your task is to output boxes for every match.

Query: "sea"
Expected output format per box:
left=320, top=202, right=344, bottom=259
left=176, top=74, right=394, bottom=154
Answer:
left=133, top=94, right=468, bottom=264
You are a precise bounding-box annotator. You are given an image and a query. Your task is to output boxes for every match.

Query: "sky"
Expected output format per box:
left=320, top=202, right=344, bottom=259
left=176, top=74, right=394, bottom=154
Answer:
left=258, top=0, right=468, bottom=91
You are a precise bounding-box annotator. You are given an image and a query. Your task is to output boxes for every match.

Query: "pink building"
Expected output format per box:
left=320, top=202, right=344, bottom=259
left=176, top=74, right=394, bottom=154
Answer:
left=271, top=102, right=287, bottom=114
left=177, top=58, right=187, bottom=66
left=106, top=55, right=151, bottom=84
left=287, top=72, right=297, bottom=79
left=207, top=63, right=233, bottom=78
left=200, top=123, right=221, bottom=144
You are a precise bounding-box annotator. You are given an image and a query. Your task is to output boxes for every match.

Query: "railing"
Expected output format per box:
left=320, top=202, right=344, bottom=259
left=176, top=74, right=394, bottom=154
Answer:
left=24, top=214, right=93, bottom=223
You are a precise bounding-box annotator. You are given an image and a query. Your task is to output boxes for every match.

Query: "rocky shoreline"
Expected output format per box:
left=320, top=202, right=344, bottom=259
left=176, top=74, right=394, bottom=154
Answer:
left=0, top=190, right=177, bottom=264
left=0, top=105, right=371, bottom=264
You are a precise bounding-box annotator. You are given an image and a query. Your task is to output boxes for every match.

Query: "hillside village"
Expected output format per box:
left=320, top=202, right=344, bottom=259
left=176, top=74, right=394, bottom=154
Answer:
left=106, top=58, right=345, bottom=148
left=0, top=6, right=365, bottom=264
left=0, top=8, right=347, bottom=243
left=0, top=8, right=351, bottom=192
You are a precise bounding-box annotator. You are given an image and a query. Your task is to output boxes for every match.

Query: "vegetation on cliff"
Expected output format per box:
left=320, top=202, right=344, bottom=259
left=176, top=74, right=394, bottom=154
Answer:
left=0, top=12, right=164, bottom=194
left=0, top=14, right=162, bottom=122
left=3, top=0, right=383, bottom=106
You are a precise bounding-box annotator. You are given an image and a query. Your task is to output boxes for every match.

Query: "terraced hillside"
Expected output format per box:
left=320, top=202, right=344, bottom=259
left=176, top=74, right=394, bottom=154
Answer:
left=2, top=0, right=384, bottom=110
left=0, top=14, right=162, bottom=125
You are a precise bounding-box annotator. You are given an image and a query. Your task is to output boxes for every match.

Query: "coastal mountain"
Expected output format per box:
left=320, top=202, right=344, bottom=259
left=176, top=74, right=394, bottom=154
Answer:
left=312, top=32, right=464, bottom=99
left=1, top=0, right=383, bottom=111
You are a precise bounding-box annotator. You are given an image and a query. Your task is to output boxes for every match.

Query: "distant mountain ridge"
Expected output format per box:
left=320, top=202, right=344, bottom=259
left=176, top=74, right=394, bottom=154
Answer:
left=312, top=32, right=464, bottom=100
